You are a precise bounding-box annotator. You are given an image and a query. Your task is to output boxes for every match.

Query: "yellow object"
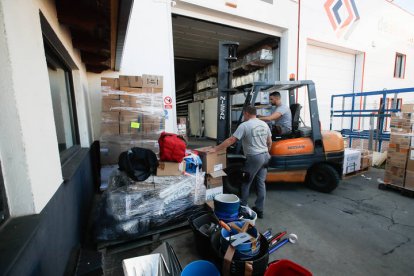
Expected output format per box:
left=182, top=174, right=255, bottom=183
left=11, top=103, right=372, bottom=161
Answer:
left=130, top=122, right=140, bottom=129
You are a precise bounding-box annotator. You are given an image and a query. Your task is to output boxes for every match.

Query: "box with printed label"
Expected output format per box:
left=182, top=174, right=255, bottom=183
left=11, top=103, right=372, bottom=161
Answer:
left=196, top=147, right=227, bottom=174
left=343, top=148, right=361, bottom=174
left=206, top=186, right=223, bottom=201
left=157, top=161, right=185, bottom=176
left=142, top=75, right=163, bottom=88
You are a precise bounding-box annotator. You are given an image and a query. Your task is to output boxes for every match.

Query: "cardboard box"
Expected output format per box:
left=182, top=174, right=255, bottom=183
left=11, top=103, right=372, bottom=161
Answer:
left=141, top=87, right=163, bottom=93
left=101, top=111, right=119, bottom=123
left=402, top=104, right=414, bottom=113
left=120, top=87, right=143, bottom=93
left=361, top=154, right=373, bottom=169
left=406, top=149, right=414, bottom=171
left=129, top=76, right=143, bottom=88
left=343, top=148, right=361, bottom=174
left=142, top=75, right=163, bottom=88
left=120, top=112, right=143, bottom=135
left=404, top=171, right=414, bottom=190
left=102, top=99, right=120, bottom=112
left=119, top=75, right=130, bottom=87
left=156, top=161, right=185, bottom=176
left=386, top=151, right=408, bottom=168
left=384, top=171, right=404, bottom=187
left=101, top=123, right=119, bottom=136
left=206, top=186, right=223, bottom=201
left=101, top=77, right=119, bottom=90
left=196, top=147, right=227, bottom=174
left=205, top=170, right=226, bottom=189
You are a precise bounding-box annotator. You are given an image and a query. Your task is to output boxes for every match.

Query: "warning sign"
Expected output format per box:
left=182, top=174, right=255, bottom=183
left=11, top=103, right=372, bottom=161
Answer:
left=164, top=96, right=172, bottom=105
left=164, top=104, right=173, bottom=109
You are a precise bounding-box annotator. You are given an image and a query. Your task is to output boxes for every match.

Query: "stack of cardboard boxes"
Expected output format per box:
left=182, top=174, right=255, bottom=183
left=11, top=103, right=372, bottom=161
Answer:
left=359, top=149, right=373, bottom=170
left=384, top=104, right=414, bottom=189
left=100, top=75, right=164, bottom=165
left=195, top=147, right=227, bottom=201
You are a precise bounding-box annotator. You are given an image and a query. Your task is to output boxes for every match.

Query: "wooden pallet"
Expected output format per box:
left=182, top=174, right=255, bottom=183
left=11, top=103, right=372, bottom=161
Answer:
left=378, top=182, right=414, bottom=197
left=343, top=167, right=370, bottom=179
left=97, top=220, right=191, bottom=254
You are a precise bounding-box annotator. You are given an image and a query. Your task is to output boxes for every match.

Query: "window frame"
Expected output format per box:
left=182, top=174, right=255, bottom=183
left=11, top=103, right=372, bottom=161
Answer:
left=40, top=12, right=80, bottom=162
left=394, top=52, right=406, bottom=79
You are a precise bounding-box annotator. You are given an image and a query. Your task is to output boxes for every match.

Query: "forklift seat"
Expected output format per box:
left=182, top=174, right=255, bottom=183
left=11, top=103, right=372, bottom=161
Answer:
left=290, top=103, right=302, bottom=132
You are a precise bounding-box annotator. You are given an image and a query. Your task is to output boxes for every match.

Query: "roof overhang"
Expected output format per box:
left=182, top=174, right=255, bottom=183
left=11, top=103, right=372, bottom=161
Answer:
left=56, top=0, right=133, bottom=73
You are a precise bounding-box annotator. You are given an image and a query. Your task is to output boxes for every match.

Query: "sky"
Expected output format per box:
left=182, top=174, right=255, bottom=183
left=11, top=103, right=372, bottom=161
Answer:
left=391, top=0, right=414, bottom=14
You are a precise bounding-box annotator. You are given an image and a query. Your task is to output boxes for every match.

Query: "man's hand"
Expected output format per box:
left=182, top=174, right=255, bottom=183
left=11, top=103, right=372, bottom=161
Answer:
left=208, top=146, right=217, bottom=153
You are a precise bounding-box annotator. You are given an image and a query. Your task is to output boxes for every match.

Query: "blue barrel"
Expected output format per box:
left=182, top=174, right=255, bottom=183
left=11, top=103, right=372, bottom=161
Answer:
left=181, top=260, right=220, bottom=276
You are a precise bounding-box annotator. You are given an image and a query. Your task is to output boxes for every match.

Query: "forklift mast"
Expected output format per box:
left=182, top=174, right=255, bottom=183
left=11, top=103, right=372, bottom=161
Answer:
left=216, top=41, right=324, bottom=155
left=217, top=41, right=239, bottom=145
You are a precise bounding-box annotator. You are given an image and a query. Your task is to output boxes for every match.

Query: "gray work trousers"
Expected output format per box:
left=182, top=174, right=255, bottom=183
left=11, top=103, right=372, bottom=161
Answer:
left=241, top=152, right=270, bottom=212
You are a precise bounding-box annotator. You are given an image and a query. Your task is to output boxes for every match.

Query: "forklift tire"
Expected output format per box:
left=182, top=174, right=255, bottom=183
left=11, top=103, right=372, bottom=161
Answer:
left=223, top=163, right=245, bottom=196
left=306, top=163, right=339, bottom=193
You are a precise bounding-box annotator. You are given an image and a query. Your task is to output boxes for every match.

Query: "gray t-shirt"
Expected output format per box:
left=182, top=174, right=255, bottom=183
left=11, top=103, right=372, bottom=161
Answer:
left=274, top=104, right=292, bottom=131
left=233, top=118, right=271, bottom=156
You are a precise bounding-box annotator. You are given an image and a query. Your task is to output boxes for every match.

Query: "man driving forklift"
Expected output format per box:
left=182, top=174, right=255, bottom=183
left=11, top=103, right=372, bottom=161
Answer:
left=258, top=91, right=292, bottom=136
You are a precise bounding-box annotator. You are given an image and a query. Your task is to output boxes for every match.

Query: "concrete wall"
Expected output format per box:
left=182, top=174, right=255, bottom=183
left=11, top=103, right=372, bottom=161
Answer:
left=0, top=0, right=92, bottom=216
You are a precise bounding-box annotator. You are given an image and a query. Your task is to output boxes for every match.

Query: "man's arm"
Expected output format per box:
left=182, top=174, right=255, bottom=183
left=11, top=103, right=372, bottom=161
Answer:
left=213, top=136, right=238, bottom=152
left=267, top=135, right=272, bottom=152
left=259, top=112, right=282, bottom=122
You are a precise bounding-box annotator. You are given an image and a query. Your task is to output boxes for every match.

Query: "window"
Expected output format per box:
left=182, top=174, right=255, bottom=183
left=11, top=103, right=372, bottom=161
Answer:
left=44, top=43, right=78, bottom=152
left=40, top=13, right=79, bottom=155
left=394, top=53, right=406, bottom=79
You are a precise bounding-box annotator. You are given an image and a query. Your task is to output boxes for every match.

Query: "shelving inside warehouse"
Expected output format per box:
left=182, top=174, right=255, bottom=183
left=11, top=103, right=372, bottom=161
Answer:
left=172, top=14, right=280, bottom=139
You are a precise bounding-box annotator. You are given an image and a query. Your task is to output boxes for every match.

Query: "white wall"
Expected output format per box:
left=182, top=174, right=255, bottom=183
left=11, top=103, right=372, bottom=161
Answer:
left=121, top=0, right=177, bottom=132
left=0, top=0, right=93, bottom=215
left=298, top=0, right=414, bottom=130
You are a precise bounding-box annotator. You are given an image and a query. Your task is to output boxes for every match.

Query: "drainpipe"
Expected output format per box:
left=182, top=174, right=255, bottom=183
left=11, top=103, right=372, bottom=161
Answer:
left=295, top=0, right=301, bottom=102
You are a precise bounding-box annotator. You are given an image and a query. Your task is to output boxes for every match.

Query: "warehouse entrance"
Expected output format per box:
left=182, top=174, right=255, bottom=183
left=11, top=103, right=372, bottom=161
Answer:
left=172, top=15, right=280, bottom=139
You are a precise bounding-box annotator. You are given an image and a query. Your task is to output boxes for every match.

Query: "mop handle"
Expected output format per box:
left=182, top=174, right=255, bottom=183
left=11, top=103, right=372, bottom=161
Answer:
left=268, top=238, right=289, bottom=254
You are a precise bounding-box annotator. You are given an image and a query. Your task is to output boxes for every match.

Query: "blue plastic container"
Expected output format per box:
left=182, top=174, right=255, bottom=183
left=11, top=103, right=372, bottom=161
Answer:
left=214, top=194, right=240, bottom=216
left=181, top=260, right=220, bottom=276
left=220, top=221, right=261, bottom=260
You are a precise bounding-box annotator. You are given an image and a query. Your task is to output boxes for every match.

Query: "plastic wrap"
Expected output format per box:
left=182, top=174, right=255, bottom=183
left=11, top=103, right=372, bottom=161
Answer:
left=100, top=83, right=165, bottom=165
left=95, top=170, right=206, bottom=241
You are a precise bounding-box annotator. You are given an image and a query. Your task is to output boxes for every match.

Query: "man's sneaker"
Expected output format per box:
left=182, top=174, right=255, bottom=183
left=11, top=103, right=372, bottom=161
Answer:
left=252, top=207, right=264, bottom=219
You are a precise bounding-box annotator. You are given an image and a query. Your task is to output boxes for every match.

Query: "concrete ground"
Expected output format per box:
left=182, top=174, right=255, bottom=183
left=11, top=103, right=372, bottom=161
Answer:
left=103, top=168, right=414, bottom=275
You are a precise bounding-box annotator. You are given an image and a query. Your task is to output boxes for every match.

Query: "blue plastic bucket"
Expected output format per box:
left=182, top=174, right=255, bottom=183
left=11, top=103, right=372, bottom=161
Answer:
left=181, top=260, right=220, bottom=276
left=214, top=194, right=240, bottom=216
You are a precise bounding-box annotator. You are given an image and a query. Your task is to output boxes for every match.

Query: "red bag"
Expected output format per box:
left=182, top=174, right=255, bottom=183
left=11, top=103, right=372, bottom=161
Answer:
left=158, top=132, right=187, bottom=162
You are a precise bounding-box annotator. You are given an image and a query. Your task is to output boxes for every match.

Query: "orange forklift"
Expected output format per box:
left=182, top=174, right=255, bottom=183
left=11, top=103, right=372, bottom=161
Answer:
left=217, top=41, right=344, bottom=194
